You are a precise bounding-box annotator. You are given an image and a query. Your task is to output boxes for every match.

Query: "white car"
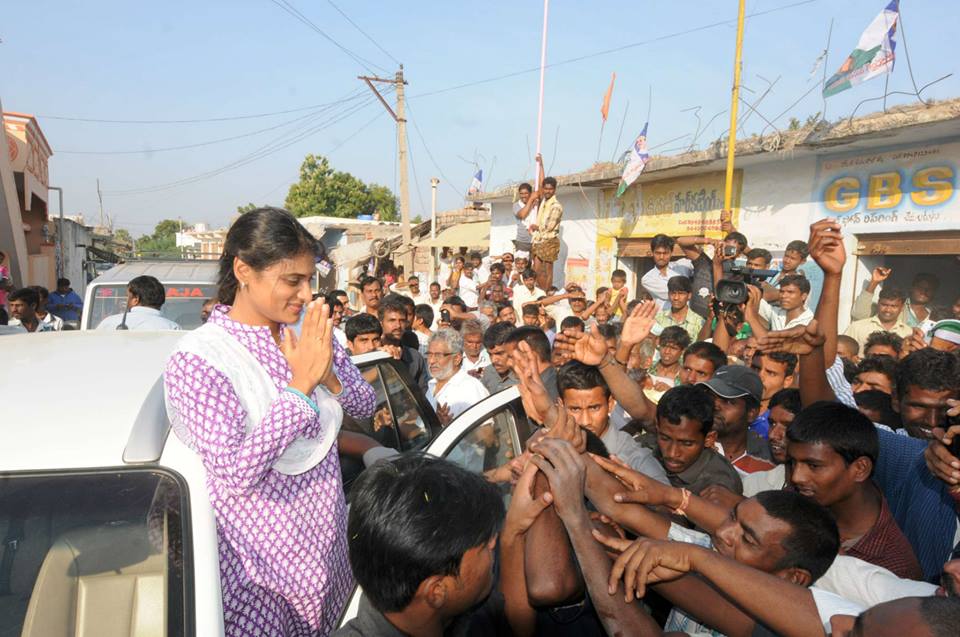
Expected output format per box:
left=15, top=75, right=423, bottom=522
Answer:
left=81, top=261, right=219, bottom=331
left=0, top=331, right=531, bottom=636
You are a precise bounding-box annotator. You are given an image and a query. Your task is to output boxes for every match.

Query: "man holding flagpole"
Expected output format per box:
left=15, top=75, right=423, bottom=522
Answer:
left=530, top=171, right=562, bottom=291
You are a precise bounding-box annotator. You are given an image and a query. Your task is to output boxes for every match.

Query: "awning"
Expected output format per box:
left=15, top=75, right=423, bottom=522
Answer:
left=416, top=220, right=490, bottom=248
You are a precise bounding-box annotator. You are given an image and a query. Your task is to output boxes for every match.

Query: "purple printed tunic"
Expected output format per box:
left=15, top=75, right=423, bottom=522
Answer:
left=164, top=306, right=375, bottom=636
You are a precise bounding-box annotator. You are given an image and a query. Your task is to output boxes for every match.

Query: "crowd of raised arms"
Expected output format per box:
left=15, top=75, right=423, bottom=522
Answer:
left=327, top=208, right=960, bottom=636
left=5, top=196, right=960, bottom=636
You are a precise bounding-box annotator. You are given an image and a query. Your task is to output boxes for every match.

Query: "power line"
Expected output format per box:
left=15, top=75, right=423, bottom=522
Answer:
left=252, top=109, right=387, bottom=203
left=268, top=0, right=387, bottom=74
left=36, top=89, right=366, bottom=124
left=104, top=91, right=387, bottom=196
left=405, top=101, right=462, bottom=200
left=405, top=128, right=428, bottom=218
left=54, top=94, right=367, bottom=154
left=410, top=0, right=817, bottom=99
left=326, top=0, right=400, bottom=67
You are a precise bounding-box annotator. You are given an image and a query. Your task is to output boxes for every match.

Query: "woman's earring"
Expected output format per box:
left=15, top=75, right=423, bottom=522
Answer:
left=240, top=281, right=247, bottom=291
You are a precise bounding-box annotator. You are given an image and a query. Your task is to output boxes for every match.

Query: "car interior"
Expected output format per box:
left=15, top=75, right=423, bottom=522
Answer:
left=0, top=471, right=185, bottom=637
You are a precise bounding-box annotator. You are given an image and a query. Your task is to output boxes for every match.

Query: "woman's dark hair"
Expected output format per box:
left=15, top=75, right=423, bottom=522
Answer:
left=217, top=207, right=319, bottom=304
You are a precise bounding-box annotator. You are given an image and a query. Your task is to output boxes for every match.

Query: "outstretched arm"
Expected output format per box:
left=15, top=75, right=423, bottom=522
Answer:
left=807, top=219, right=845, bottom=366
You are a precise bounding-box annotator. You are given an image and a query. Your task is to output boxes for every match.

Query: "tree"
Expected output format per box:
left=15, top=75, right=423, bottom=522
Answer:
left=136, top=219, right=181, bottom=256
left=237, top=203, right=258, bottom=214
left=114, top=228, right=132, bottom=244
left=285, top=154, right=398, bottom=221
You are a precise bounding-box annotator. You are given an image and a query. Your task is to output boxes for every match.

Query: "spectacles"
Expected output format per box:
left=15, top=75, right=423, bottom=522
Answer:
left=426, top=351, right=455, bottom=360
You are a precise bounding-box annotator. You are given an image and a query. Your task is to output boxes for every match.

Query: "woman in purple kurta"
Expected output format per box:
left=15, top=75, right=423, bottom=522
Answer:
left=164, top=208, right=375, bottom=636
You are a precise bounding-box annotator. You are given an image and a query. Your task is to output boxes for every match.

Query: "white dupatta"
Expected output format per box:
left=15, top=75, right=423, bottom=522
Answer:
left=166, top=322, right=342, bottom=475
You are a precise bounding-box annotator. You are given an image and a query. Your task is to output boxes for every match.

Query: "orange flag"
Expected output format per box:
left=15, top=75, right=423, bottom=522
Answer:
left=600, top=72, right=616, bottom=122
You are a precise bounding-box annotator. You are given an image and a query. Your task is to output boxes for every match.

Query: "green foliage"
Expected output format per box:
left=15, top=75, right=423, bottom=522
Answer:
left=237, top=202, right=258, bottom=214
left=136, top=219, right=181, bottom=257
left=285, top=154, right=398, bottom=221
left=113, top=228, right=132, bottom=244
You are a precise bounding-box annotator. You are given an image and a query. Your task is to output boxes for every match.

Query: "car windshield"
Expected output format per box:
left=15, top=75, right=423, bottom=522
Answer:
left=89, top=283, right=217, bottom=330
left=0, top=469, right=189, bottom=636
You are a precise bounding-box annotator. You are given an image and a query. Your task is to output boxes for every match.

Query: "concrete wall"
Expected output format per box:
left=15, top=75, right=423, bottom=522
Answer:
left=55, top=219, right=92, bottom=296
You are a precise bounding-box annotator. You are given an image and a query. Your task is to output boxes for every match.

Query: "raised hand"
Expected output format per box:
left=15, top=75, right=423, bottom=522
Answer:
left=282, top=302, right=338, bottom=397
left=924, top=400, right=960, bottom=491
left=871, top=266, right=892, bottom=285
left=589, top=454, right=677, bottom=508
left=601, top=537, right=696, bottom=601
left=756, top=319, right=826, bottom=356
left=621, top=300, right=658, bottom=346
left=436, top=403, right=453, bottom=426
left=808, top=219, right=846, bottom=276
left=529, top=438, right=588, bottom=524
left=513, top=341, right=552, bottom=422
left=544, top=397, right=587, bottom=454
left=900, top=327, right=928, bottom=358
left=554, top=327, right=608, bottom=366
left=502, top=461, right=553, bottom=538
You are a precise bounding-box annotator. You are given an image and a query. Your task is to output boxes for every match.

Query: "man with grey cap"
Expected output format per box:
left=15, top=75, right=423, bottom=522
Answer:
left=697, top=365, right=775, bottom=476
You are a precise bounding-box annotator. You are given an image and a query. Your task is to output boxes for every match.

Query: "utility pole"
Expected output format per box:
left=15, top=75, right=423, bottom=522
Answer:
left=430, top=177, right=439, bottom=278
left=96, top=178, right=105, bottom=229
left=360, top=66, right=412, bottom=275
left=49, top=186, right=64, bottom=279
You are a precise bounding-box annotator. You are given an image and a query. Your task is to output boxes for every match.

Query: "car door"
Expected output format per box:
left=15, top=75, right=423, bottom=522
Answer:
left=335, top=386, right=533, bottom=629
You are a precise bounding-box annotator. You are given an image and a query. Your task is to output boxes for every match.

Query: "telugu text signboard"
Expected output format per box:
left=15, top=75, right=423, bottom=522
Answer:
left=815, top=141, right=958, bottom=233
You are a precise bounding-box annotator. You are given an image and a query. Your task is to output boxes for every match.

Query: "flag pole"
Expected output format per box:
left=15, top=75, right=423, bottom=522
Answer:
left=596, top=120, right=606, bottom=162
left=723, top=0, right=747, bottom=213
left=535, top=0, right=550, bottom=185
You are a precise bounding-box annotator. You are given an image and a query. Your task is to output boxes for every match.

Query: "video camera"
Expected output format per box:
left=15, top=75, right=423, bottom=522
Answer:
left=714, top=262, right=779, bottom=306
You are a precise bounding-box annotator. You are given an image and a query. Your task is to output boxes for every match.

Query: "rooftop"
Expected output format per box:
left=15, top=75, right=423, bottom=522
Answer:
left=477, top=98, right=960, bottom=201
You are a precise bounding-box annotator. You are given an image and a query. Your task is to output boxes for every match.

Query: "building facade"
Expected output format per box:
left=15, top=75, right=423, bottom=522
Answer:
left=482, top=100, right=960, bottom=329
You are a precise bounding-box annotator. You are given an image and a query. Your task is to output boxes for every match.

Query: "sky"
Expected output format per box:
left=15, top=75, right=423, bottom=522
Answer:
left=3, top=0, right=957, bottom=236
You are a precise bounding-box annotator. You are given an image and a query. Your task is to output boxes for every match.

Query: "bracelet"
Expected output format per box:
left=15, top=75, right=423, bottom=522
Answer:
left=671, top=488, right=691, bottom=518
left=598, top=354, right=615, bottom=370
left=283, top=386, right=321, bottom=416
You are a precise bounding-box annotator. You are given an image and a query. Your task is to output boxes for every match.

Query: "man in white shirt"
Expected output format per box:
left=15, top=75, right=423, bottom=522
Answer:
left=456, top=261, right=480, bottom=308
left=425, top=282, right=444, bottom=329
left=640, top=234, right=694, bottom=308
left=460, top=319, right=491, bottom=373
left=512, top=268, right=545, bottom=318
left=425, top=327, right=489, bottom=424
left=96, top=275, right=181, bottom=331
left=746, top=273, right=814, bottom=337
left=33, top=286, right=64, bottom=331
left=391, top=275, right=430, bottom=305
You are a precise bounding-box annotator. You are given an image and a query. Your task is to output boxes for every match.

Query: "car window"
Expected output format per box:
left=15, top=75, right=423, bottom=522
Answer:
left=0, top=469, right=189, bottom=637
left=343, top=363, right=430, bottom=452
left=88, top=284, right=216, bottom=330
left=445, top=408, right=523, bottom=478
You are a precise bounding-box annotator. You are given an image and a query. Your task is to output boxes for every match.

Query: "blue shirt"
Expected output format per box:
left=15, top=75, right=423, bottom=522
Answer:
left=750, top=409, right=770, bottom=439
left=48, top=289, right=83, bottom=322
left=874, top=427, right=958, bottom=582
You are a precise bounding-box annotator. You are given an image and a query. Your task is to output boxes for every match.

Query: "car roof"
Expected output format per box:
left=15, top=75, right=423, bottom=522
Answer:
left=89, top=260, right=219, bottom=285
left=0, top=330, right=185, bottom=471
left=0, top=332, right=393, bottom=472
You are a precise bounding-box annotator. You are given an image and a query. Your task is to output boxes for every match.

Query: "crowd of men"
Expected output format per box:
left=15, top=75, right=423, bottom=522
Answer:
left=333, top=204, right=960, bottom=635
left=4, top=194, right=960, bottom=634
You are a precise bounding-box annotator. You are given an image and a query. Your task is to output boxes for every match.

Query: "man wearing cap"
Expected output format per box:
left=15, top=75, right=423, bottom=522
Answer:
left=928, top=319, right=960, bottom=353
left=697, top=365, right=775, bottom=475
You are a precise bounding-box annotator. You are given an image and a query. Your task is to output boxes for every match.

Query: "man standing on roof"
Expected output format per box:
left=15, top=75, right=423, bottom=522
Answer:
left=96, top=275, right=181, bottom=330
left=530, top=168, right=562, bottom=291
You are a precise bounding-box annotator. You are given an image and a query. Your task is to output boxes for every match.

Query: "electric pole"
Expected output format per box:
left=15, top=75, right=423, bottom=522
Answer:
left=359, top=66, right=412, bottom=275
left=96, top=178, right=104, bottom=229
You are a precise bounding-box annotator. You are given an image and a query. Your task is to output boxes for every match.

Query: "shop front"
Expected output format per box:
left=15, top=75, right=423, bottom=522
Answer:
left=816, top=138, right=960, bottom=320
